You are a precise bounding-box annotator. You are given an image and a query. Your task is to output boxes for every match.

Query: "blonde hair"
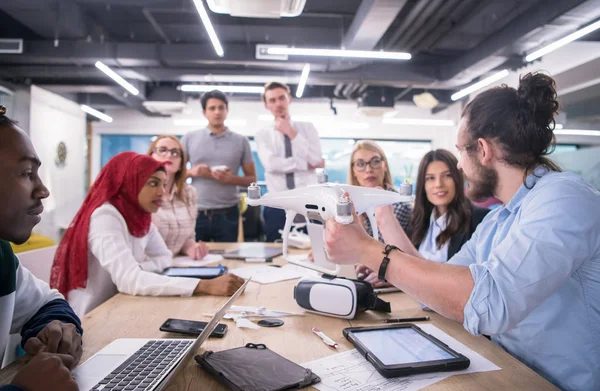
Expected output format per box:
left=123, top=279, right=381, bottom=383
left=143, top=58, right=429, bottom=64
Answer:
left=147, top=135, right=190, bottom=205
left=348, top=140, right=393, bottom=189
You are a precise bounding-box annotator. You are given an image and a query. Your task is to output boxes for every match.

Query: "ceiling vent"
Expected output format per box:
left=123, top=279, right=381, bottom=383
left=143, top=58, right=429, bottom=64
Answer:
left=357, top=89, right=395, bottom=117
left=142, top=87, right=187, bottom=115
left=207, top=0, right=307, bottom=18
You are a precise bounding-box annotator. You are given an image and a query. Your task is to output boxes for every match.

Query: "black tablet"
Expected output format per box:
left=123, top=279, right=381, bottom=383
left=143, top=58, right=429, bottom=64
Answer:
left=162, top=265, right=227, bottom=279
left=343, top=324, right=470, bottom=378
left=223, top=244, right=283, bottom=260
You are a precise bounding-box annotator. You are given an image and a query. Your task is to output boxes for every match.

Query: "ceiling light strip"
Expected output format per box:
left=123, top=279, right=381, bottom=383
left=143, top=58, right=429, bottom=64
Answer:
left=81, top=105, right=113, bottom=123
left=554, top=129, right=600, bottom=136
left=526, top=19, right=600, bottom=62
left=95, top=61, right=139, bottom=96
left=451, top=69, right=509, bottom=101
left=192, top=0, right=224, bottom=57
left=266, top=47, right=411, bottom=60
left=179, top=85, right=264, bottom=93
left=295, top=63, right=310, bottom=98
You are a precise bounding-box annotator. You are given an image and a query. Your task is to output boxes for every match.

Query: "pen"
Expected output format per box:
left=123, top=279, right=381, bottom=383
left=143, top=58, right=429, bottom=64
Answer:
left=312, top=327, right=338, bottom=349
left=382, top=316, right=430, bottom=323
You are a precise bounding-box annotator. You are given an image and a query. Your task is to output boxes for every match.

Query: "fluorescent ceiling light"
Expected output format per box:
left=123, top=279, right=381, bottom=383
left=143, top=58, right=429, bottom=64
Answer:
left=451, top=69, right=509, bottom=101
left=382, top=118, right=455, bottom=127
left=95, top=61, right=139, bottom=96
left=266, top=47, right=411, bottom=60
left=81, top=105, right=113, bottom=123
left=555, top=123, right=564, bottom=130
left=526, top=19, right=600, bottom=62
left=180, top=85, right=263, bottom=93
left=192, top=0, right=224, bottom=57
left=173, top=118, right=247, bottom=127
left=554, top=129, right=600, bottom=136
left=181, top=74, right=294, bottom=83
left=295, top=64, right=310, bottom=98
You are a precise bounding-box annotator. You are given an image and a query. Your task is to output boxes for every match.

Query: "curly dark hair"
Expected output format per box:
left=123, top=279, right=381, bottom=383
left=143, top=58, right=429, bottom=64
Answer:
left=461, top=72, right=561, bottom=180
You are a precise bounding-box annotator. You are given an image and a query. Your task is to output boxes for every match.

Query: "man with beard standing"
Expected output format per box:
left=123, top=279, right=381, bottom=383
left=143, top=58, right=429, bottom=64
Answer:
left=321, top=73, right=600, bottom=391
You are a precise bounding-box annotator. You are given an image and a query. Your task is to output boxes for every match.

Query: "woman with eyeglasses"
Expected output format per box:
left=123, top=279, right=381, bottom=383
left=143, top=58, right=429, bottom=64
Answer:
left=349, top=140, right=412, bottom=237
left=147, top=135, right=208, bottom=259
left=356, top=149, right=489, bottom=287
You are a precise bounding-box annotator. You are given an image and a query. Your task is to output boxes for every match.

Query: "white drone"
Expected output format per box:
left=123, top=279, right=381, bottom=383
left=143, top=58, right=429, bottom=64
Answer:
left=247, top=170, right=413, bottom=275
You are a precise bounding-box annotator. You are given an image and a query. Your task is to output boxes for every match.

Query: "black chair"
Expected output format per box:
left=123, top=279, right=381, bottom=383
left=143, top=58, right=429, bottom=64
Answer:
left=242, top=205, right=264, bottom=242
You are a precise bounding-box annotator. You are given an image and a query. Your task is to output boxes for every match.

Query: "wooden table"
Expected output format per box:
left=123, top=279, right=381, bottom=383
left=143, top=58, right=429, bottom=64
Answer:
left=1, top=243, right=557, bottom=390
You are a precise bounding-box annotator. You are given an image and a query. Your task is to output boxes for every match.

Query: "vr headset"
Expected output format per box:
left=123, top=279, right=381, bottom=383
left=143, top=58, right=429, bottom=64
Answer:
left=293, top=275, right=391, bottom=319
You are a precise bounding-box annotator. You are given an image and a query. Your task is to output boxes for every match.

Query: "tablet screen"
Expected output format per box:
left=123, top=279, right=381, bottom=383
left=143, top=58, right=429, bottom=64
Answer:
left=163, top=267, right=223, bottom=278
left=352, top=328, right=454, bottom=365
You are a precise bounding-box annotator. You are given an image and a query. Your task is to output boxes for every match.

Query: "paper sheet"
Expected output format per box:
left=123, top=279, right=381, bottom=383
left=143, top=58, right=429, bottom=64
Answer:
left=171, top=254, right=223, bottom=267
left=229, top=264, right=317, bottom=284
left=302, top=324, right=500, bottom=391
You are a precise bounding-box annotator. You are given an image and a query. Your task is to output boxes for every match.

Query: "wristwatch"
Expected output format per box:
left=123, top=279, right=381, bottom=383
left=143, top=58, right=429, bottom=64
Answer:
left=378, top=244, right=401, bottom=282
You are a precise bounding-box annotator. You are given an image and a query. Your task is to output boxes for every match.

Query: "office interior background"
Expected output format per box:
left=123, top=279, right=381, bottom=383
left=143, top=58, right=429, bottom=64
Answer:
left=0, top=0, right=599, bottom=242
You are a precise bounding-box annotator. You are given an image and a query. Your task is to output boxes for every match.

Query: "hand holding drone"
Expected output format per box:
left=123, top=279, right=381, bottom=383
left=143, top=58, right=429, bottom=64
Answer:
left=247, top=170, right=413, bottom=274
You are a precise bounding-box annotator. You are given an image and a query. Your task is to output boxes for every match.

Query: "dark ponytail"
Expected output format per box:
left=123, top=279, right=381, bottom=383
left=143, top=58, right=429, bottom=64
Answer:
left=461, top=72, right=561, bottom=181
left=0, top=105, right=17, bottom=129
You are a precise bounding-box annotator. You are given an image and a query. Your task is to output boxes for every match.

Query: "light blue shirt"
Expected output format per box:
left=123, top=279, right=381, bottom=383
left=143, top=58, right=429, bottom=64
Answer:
left=418, top=212, right=449, bottom=263
left=449, top=166, right=600, bottom=391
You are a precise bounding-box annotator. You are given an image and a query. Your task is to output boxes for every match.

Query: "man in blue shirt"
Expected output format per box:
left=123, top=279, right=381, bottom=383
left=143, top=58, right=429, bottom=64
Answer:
left=323, top=73, right=599, bottom=390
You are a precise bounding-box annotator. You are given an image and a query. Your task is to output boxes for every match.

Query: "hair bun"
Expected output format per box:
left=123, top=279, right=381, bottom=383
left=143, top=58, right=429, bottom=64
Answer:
left=0, top=105, right=6, bottom=116
left=516, top=72, right=559, bottom=128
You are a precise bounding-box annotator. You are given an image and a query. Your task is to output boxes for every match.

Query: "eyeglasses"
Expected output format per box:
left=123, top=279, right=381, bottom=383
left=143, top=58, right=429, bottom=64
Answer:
left=153, top=147, right=182, bottom=158
left=352, top=156, right=383, bottom=171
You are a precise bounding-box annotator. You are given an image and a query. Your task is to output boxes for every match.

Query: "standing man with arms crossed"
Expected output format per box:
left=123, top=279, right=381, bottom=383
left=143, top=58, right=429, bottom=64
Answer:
left=255, top=82, right=325, bottom=242
left=0, top=106, right=83, bottom=391
left=182, top=90, right=256, bottom=242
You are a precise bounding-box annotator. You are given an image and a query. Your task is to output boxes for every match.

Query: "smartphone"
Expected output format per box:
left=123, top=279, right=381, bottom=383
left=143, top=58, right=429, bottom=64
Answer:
left=159, top=318, right=228, bottom=338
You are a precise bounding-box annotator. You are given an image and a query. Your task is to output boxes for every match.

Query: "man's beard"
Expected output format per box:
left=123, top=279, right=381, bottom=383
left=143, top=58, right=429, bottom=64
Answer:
left=468, top=158, right=498, bottom=202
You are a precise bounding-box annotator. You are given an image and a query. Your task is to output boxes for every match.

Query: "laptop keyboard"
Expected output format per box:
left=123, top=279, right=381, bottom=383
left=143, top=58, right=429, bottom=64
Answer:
left=91, top=340, right=193, bottom=391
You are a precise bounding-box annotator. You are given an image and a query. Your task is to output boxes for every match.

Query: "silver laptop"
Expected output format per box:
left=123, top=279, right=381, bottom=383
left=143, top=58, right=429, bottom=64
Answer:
left=73, top=278, right=250, bottom=391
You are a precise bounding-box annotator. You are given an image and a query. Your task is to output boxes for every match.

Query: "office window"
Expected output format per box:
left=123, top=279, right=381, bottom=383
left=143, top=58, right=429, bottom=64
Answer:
left=100, top=135, right=432, bottom=190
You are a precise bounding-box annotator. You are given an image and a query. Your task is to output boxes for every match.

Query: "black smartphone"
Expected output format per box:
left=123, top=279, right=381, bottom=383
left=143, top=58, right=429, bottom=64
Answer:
left=159, top=318, right=228, bottom=338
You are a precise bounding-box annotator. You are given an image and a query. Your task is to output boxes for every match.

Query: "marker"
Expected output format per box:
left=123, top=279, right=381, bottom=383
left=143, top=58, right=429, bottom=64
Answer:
left=245, top=257, right=273, bottom=263
left=382, top=316, right=430, bottom=323
left=312, top=327, right=338, bottom=349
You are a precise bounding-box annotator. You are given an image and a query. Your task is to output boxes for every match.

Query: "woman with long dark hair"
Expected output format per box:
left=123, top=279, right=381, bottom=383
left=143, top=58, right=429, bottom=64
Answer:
left=358, top=149, right=488, bottom=286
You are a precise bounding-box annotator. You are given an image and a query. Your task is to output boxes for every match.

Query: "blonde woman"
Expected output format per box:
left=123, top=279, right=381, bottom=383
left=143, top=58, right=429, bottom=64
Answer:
left=349, top=140, right=412, bottom=238
left=148, top=135, right=208, bottom=259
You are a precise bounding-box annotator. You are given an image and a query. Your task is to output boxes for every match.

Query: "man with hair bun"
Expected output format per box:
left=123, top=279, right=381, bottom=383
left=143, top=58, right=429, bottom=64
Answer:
left=323, top=73, right=600, bottom=391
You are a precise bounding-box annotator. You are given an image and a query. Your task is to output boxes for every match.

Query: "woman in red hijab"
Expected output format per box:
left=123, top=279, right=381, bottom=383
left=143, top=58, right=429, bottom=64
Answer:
left=50, top=152, right=244, bottom=316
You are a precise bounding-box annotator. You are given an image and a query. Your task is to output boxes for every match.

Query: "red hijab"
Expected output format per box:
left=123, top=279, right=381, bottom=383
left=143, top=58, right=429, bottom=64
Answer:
left=50, top=152, right=165, bottom=297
